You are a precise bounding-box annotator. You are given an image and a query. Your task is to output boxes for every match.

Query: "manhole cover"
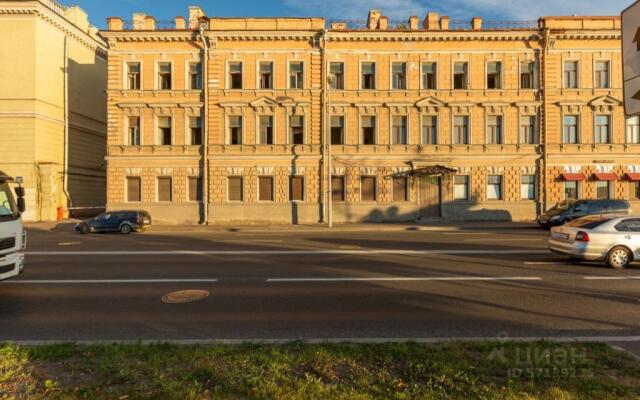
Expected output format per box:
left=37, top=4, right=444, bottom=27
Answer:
left=162, top=290, right=210, bottom=304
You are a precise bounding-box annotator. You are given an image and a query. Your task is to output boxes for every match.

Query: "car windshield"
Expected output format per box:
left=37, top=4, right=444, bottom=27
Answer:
left=566, top=216, right=612, bottom=230
left=0, top=182, right=18, bottom=219
left=546, top=200, right=576, bottom=216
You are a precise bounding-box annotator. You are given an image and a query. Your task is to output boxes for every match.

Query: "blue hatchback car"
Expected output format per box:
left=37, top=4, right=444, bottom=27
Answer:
left=75, top=211, right=152, bottom=234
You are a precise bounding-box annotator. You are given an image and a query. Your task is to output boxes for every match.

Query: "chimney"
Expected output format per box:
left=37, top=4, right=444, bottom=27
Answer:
left=378, top=16, right=388, bottom=30
left=189, top=6, right=206, bottom=29
left=367, top=9, right=381, bottom=30
left=423, top=12, right=439, bottom=30
left=107, top=17, right=124, bottom=31
left=440, top=16, right=450, bottom=30
left=472, top=16, right=482, bottom=30
left=331, top=22, right=347, bottom=30
left=132, top=13, right=146, bottom=30
left=175, top=16, right=186, bottom=29
left=144, top=15, right=156, bottom=30
left=408, top=15, right=419, bottom=30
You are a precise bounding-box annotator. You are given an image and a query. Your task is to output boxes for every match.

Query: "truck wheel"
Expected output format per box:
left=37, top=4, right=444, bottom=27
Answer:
left=120, top=224, right=132, bottom=234
left=607, top=246, right=631, bottom=269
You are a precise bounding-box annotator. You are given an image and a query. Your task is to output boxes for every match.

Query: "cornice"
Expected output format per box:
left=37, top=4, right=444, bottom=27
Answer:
left=328, top=31, right=541, bottom=42
left=552, top=31, right=621, bottom=41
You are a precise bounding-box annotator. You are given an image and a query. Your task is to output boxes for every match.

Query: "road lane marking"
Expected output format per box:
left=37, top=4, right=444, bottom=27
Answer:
left=583, top=276, right=640, bottom=281
left=266, top=276, right=543, bottom=283
left=26, top=249, right=552, bottom=256
left=464, top=238, right=543, bottom=242
left=2, top=279, right=219, bottom=284
left=524, top=262, right=568, bottom=265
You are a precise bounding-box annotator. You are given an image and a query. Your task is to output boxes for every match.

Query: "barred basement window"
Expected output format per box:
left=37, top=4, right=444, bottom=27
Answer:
left=486, top=61, right=502, bottom=89
left=127, top=62, right=140, bottom=90
left=391, top=116, right=407, bottom=145
left=126, top=177, right=141, bottom=203
left=228, top=116, right=243, bottom=145
left=259, top=116, right=273, bottom=145
left=258, top=176, right=274, bottom=201
left=157, top=177, right=172, bottom=202
left=331, top=116, right=344, bottom=145
left=188, top=176, right=202, bottom=202
left=361, top=116, right=376, bottom=145
left=392, top=62, right=407, bottom=90
left=228, top=176, right=243, bottom=202
left=290, top=116, right=304, bottom=145
left=128, top=116, right=140, bottom=146
left=393, top=177, right=408, bottom=202
left=229, top=62, right=243, bottom=89
left=361, top=62, right=375, bottom=89
left=259, top=62, right=273, bottom=89
left=188, top=62, right=202, bottom=90
left=487, top=175, right=502, bottom=200
left=290, top=176, right=304, bottom=201
left=454, top=176, right=469, bottom=201
left=453, top=62, right=468, bottom=89
left=329, top=62, right=344, bottom=89
left=158, top=116, right=172, bottom=145
left=332, top=176, right=345, bottom=202
left=422, top=62, right=436, bottom=89
left=289, top=62, right=303, bottom=89
left=158, top=62, right=172, bottom=90
left=189, top=117, right=202, bottom=145
left=361, top=176, right=377, bottom=202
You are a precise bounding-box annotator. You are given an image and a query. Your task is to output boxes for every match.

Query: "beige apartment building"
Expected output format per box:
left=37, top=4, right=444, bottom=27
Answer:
left=0, top=0, right=107, bottom=221
left=102, top=7, right=640, bottom=224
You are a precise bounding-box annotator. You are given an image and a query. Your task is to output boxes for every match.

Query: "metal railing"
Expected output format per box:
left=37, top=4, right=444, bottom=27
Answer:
left=41, top=0, right=67, bottom=16
left=121, top=20, right=179, bottom=30
left=328, top=19, right=539, bottom=30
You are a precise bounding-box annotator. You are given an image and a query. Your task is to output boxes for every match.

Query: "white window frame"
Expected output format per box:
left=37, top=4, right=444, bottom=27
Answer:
left=185, top=115, right=203, bottom=146
left=485, top=114, right=504, bottom=145
left=451, top=114, right=471, bottom=145
left=257, top=175, right=275, bottom=203
left=185, top=60, right=202, bottom=91
left=289, top=175, right=305, bottom=202
left=124, top=60, right=143, bottom=91
left=360, top=61, right=377, bottom=90
left=256, top=114, right=276, bottom=145
left=562, top=113, right=581, bottom=144
left=288, top=114, right=306, bottom=145
left=287, top=60, right=305, bottom=90
left=595, top=180, right=613, bottom=200
left=454, top=175, right=471, bottom=201
left=330, top=114, right=346, bottom=145
left=519, top=58, right=536, bottom=90
left=626, top=116, right=640, bottom=144
left=256, top=60, right=275, bottom=90
left=452, top=60, right=469, bottom=90
left=389, top=114, right=409, bottom=145
left=593, top=113, right=612, bottom=144
left=593, top=59, right=611, bottom=89
left=226, top=60, right=244, bottom=90
left=226, top=114, right=244, bottom=145
left=421, top=61, right=438, bottom=90
left=155, top=60, right=174, bottom=91
left=359, top=114, right=378, bottom=145
left=359, top=175, right=378, bottom=203
left=125, top=114, right=143, bottom=146
left=390, top=61, right=408, bottom=91
left=124, top=176, right=142, bottom=203
left=420, top=114, right=439, bottom=145
left=562, top=59, right=579, bottom=90
left=520, top=174, right=537, bottom=201
left=226, top=176, right=244, bottom=202
left=485, top=60, right=503, bottom=90
left=329, top=61, right=346, bottom=90
left=187, top=175, right=202, bottom=203
left=486, top=175, right=504, bottom=201
left=156, top=176, right=173, bottom=203
left=518, top=113, right=538, bottom=145
left=155, top=115, right=174, bottom=146
left=564, top=181, right=582, bottom=201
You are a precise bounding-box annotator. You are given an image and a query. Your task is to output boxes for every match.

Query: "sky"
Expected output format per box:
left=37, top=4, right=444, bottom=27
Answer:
left=70, top=0, right=634, bottom=29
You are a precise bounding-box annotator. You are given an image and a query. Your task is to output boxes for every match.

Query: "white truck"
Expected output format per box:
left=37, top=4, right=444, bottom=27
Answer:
left=0, top=171, right=26, bottom=281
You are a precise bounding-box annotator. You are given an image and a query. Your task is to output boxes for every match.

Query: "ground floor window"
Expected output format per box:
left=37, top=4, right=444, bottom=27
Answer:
left=157, top=177, right=172, bottom=202
left=487, top=175, right=502, bottom=200
left=454, top=175, right=469, bottom=201
left=332, top=176, right=345, bottom=202
left=631, top=181, right=640, bottom=201
left=228, top=176, right=243, bottom=202
left=258, top=176, right=274, bottom=202
left=521, top=175, right=536, bottom=200
left=393, top=177, right=408, bottom=202
left=290, top=176, right=304, bottom=201
left=188, top=176, right=202, bottom=202
left=126, top=177, right=141, bottom=203
left=595, top=181, right=611, bottom=200
left=361, top=176, right=377, bottom=202
left=564, top=181, right=580, bottom=201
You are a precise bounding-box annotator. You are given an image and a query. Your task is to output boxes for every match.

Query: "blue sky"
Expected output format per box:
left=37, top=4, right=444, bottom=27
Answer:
left=71, top=0, right=633, bottom=29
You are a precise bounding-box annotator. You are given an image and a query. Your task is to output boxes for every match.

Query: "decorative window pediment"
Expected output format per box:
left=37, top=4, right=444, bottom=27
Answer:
left=415, top=96, right=445, bottom=113
left=250, top=96, right=279, bottom=113
left=589, top=95, right=622, bottom=113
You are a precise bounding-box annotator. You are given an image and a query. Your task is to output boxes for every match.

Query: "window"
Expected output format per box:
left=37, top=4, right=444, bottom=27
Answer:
left=126, top=177, right=141, bottom=202
left=361, top=62, right=375, bottom=89
left=421, top=116, right=437, bottom=145
left=157, top=62, right=172, bottom=90
left=520, top=61, right=534, bottom=89
left=422, top=62, right=436, bottom=89
left=615, top=218, right=640, bottom=232
left=392, top=62, right=407, bottom=90
left=127, top=62, right=140, bottom=90
left=594, top=115, right=610, bottom=144
left=127, top=116, right=140, bottom=146
left=453, top=62, right=468, bottom=89
left=189, top=117, right=202, bottom=145
left=188, top=62, right=202, bottom=90
left=564, top=61, right=578, bottom=89
left=228, top=116, right=242, bottom=145
left=391, top=116, right=407, bottom=145
left=361, top=176, right=377, bottom=202
left=259, top=116, right=273, bottom=145
left=259, top=62, right=273, bottom=89
left=332, top=176, right=345, bottom=202
left=289, top=62, right=303, bottom=89
left=627, top=116, right=640, bottom=143
left=290, top=176, right=304, bottom=201
left=361, top=116, right=376, bottom=145
left=563, top=115, right=579, bottom=144
left=258, top=176, right=274, bottom=201
left=486, top=115, right=502, bottom=144
left=565, top=181, right=579, bottom=201
left=188, top=176, right=202, bottom=202
left=331, top=116, right=344, bottom=145
left=290, top=116, right=304, bottom=145
left=157, top=177, right=172, bottom=202
left=595, top=181, right=611, bottom=200
left=329, top=62, right=344, bottom=89
left=393, top=177, right=408, bottom=202
left=519, top=116, right=536, bottom=144
left=228, top=176, right=243, bottom=201
left=453, top=116, right=469, bottom=145
left=486, top=61, right=502, bottom=89
left=158, top=116, right=172, bottom=145
left=630, top=182, right=640, bottom=201
left=228, top=62, right=243, bottom=89
left=595, top=61, right=609, bottom=89
left=487, top=175, right=502, bottom=200
left=454, top=175, right=469, bottom=201
left=521, top=175, right=536, bottom=200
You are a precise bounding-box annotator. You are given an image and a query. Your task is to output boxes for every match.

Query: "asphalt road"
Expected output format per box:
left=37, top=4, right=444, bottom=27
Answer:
left=2, top=223, right=640, bottom=346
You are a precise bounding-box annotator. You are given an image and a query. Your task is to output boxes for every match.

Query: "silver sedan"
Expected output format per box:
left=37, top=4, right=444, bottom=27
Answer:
left=549, top=215, right=640, bottom=269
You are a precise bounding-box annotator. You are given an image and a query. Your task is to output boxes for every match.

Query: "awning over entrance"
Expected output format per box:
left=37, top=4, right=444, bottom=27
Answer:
left=592, top=172, right=619, bottom=181
left=410, top=165, right=458, bottom=177
left=625, top=173, right=640, bottom=181
left=560, top=173, right=587, bottom=181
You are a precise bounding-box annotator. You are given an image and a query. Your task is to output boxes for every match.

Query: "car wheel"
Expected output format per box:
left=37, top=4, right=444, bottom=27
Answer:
left=120, top=224, right=132, bottom=234
left=607, top=246, right=632, bottom=269
left=80, top=225, right=90, bottom=235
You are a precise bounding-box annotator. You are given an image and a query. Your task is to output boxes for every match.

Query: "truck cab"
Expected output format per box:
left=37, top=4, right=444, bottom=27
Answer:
left=0, top=171, right=26, bottom=281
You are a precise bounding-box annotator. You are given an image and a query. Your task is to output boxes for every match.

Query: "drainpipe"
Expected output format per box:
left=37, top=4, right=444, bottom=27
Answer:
left=321, top=29, right=328, bottom=225
left=323, top=29, right=333, bottom=228
left=541, top=25, right=549, bottom=213
left=62, top=36, right=72, bottom=215
left=198, top=25, right=209, bottom=225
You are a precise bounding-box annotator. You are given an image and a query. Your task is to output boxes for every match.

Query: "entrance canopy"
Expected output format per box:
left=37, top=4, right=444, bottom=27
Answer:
left=560, top=173, right=587, bottom=181
left=410, top=165, right=458, bottom=177
left=625, top=173, right=640, bottom=181
left=592, top=172, right=619, bottom=181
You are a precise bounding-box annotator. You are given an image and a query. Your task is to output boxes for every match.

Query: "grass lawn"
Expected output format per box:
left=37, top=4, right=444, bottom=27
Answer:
left=1, top=341, right=639, bottom=399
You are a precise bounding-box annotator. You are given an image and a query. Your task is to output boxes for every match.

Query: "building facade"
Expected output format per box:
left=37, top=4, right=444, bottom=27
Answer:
left=102, top=8, right=640, bottom=224
left=0, top=0, right=107, bottom=221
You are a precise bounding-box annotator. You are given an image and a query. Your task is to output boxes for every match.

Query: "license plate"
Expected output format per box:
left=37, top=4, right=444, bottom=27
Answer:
left=552, top=232, right=569, bottom=240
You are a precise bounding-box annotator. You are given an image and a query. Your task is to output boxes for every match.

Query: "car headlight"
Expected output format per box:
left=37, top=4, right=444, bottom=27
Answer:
left=550, top=215, right=560, bottom=221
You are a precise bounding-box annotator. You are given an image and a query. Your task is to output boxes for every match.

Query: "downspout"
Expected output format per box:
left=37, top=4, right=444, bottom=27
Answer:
left=198, top=25, right=209, bottom=225
left=321, top=29, right=328, bottom=224
left=541, top=23, right=549, bottom=213
left=323, top=29, right=333, bottom=228
left=62, top=36, right=72, bottom=214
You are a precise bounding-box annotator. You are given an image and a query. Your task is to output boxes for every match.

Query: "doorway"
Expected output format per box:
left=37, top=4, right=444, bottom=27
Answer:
left=418, top=176, right=441, bottom=219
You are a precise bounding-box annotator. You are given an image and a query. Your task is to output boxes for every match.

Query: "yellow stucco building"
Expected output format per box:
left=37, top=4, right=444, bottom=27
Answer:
left=102, top=7, right=640, bottom=224
left=0, top=0, right=107, bottom=221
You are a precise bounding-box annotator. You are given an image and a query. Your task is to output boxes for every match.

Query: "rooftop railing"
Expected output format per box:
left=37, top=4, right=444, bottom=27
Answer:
left=328, top=19, right=539, bottom=30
